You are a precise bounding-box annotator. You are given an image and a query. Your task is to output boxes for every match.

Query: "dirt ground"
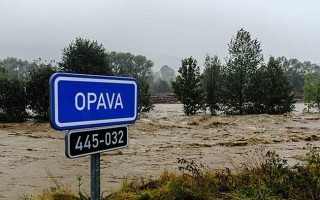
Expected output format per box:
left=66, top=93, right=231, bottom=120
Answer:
left=1, top=103, right=320, bottom=199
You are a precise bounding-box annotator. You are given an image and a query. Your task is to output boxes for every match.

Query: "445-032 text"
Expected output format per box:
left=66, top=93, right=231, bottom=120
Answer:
left=65, top=126, right=128, bottom=158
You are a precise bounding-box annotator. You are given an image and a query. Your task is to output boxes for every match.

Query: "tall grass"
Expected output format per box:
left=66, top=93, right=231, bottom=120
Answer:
left=21, top=145, right=320, bottom=200
left=106, top=145, right=320, bottom=200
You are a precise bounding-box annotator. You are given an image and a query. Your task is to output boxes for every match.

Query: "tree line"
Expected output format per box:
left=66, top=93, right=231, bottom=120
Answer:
left=1, top=29, right=320, bottom=121
left=0, top=38, right=159, bottom=121
left=173, top=28, right=320, bottom=115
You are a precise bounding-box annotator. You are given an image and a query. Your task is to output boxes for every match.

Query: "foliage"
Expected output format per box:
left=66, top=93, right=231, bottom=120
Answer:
left=0, top=67, right=27, bottom=122
left=109, top=52, right=135, bottom=76
left=151, top=79, right=172, bottom=94
left=23, top=146, right=320, bottom=200
left=106, top=146, right=320, bottom=200
left=151, top=65, right=175, bottom=94
left=19, top=175, right=90, bottom=200
left=223, top=28, right=263, bottom=114
left=177, top=158, right=205, bottom=180
left=60, top=37, right=112, bottom=75
left=202, top=54, right=221, bottom=115
left=303, top=72, right=320, bottom=112
left=172, top=57, right=205, bottom=115
left=138, top=79, right=154, bottom=112
left=0, top=57, right=31, bottom=79
left=109, top=51, right=154, bottom=112
left=278, top=56, right=320, bottom=99
left=250, top=57, right=295, bottom=114
left=26, top=63, right=57, bottom=119
left=109, top=52, right=153, bottom=81
left=159, top=65, right=175, bottom=82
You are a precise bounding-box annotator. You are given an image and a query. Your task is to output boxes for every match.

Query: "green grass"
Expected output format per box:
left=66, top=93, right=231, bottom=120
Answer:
left=21, top=144, right=320, bottom=200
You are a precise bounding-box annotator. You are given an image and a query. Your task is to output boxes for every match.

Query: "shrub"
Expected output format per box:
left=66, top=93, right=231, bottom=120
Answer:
left=26, top=63, right=56, bottom=119
left=0, top=67, right=27, bottom=122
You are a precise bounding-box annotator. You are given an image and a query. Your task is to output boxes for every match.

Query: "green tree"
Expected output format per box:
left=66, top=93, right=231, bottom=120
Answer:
left=109, top=51, right=154, bottom=112
left=138, top=79, right=154, bottom=112
left=303, top=73, right=317, bottom=112
left=60, top=37, right=112, bottom=75
left=259, top=57, right=295, bottom=114
left=278, top=57, right=305, bottom=99
left=109, top=52, right=153, bottom=80
left=243, top=63, right=266, bottom=114
left=223, top=28, right=263, bottom=114
left=202, top=54, right=221, bottom=115
left=303, top=72, right=320, bottom=112
left=26, top=63, right=57, bottom=119
left=172, top=57, right=205, bottom=115
left=0, top=67, right=27, bottom=122
left=278, top=57, right=320, bottom=99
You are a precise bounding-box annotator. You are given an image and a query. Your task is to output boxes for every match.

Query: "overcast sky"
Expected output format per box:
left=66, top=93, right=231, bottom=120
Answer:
left=1, top=0, right=319, bottom=69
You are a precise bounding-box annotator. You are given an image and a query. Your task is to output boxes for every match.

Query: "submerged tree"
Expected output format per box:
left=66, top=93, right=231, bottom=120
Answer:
left=223, top=28, right=264, bottom=114
left=260, top=57, right=295, bottom=114
left=172, top=57, right=205, bottom=115
left=202, top=54, right=221, bottom=115
left=303, top=72, right=320, bottom=112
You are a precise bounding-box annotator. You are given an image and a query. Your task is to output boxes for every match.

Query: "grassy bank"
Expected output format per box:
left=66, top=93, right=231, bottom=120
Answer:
left=20, top=145, right=320, bottom=200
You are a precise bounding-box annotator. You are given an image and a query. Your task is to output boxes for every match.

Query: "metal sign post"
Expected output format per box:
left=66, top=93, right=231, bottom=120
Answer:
left=91, top=153, right=100, bottom=200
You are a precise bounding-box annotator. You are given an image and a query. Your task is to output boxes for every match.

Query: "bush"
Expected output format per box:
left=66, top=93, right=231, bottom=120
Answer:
left=106, top=147, right=320, bottom=200
left=138, top=79, right=154, bottom=112
left=26, top=63, right=56, bottom=119
left=0, top=67, right=27, bottom=122
left=60, top=37, right=112, bottom=76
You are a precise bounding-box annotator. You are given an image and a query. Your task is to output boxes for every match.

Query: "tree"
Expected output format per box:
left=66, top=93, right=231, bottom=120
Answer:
left=172, top=57, right=205, bottom=115
left=26, top=63, right=57, bottom=119
left=0, top=57, right=31, bottom=79
left=151, top=65, right=175, bottom=94
left=223, top=28, right=263, bottom=114
left=160, top=65, right=175, bottom=82
left=259, top=57, right=295, bottom=114
left=109, top=52, right=153, bottom=80
left=277, top=57, right=320, bottom=99
left=138, top=79, right=154, bottom=112
left=202, top=54, right=221, bottom=115
left=303, top=73, right=316, bottom=112
left=60, top=37, right=112, bottom=75
left=109, top=51, right=154, bottom=112
left=152, top=79, right=172, bottom=94
left=0, top=67, right=27, bottom=122
left=303, top=72, right=320, bottom=112
left=246, top=65, right=266, bottom=114
left=278, top=57, right=305, bottom=99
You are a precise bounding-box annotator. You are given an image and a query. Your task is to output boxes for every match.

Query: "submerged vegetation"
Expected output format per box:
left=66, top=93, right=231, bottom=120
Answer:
left=20, top=145, right=320, bottom=200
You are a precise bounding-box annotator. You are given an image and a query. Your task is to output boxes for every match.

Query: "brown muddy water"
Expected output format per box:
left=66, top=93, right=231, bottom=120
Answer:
left=0, top=103, right=320, bottom=199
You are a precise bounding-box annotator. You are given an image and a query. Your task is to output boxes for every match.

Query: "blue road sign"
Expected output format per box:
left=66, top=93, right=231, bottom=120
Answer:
left=49, top=73, right=138, bottom=130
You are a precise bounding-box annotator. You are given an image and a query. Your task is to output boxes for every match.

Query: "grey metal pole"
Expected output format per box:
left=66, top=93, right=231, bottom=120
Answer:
left=90, top=153, right=100, bottom=200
